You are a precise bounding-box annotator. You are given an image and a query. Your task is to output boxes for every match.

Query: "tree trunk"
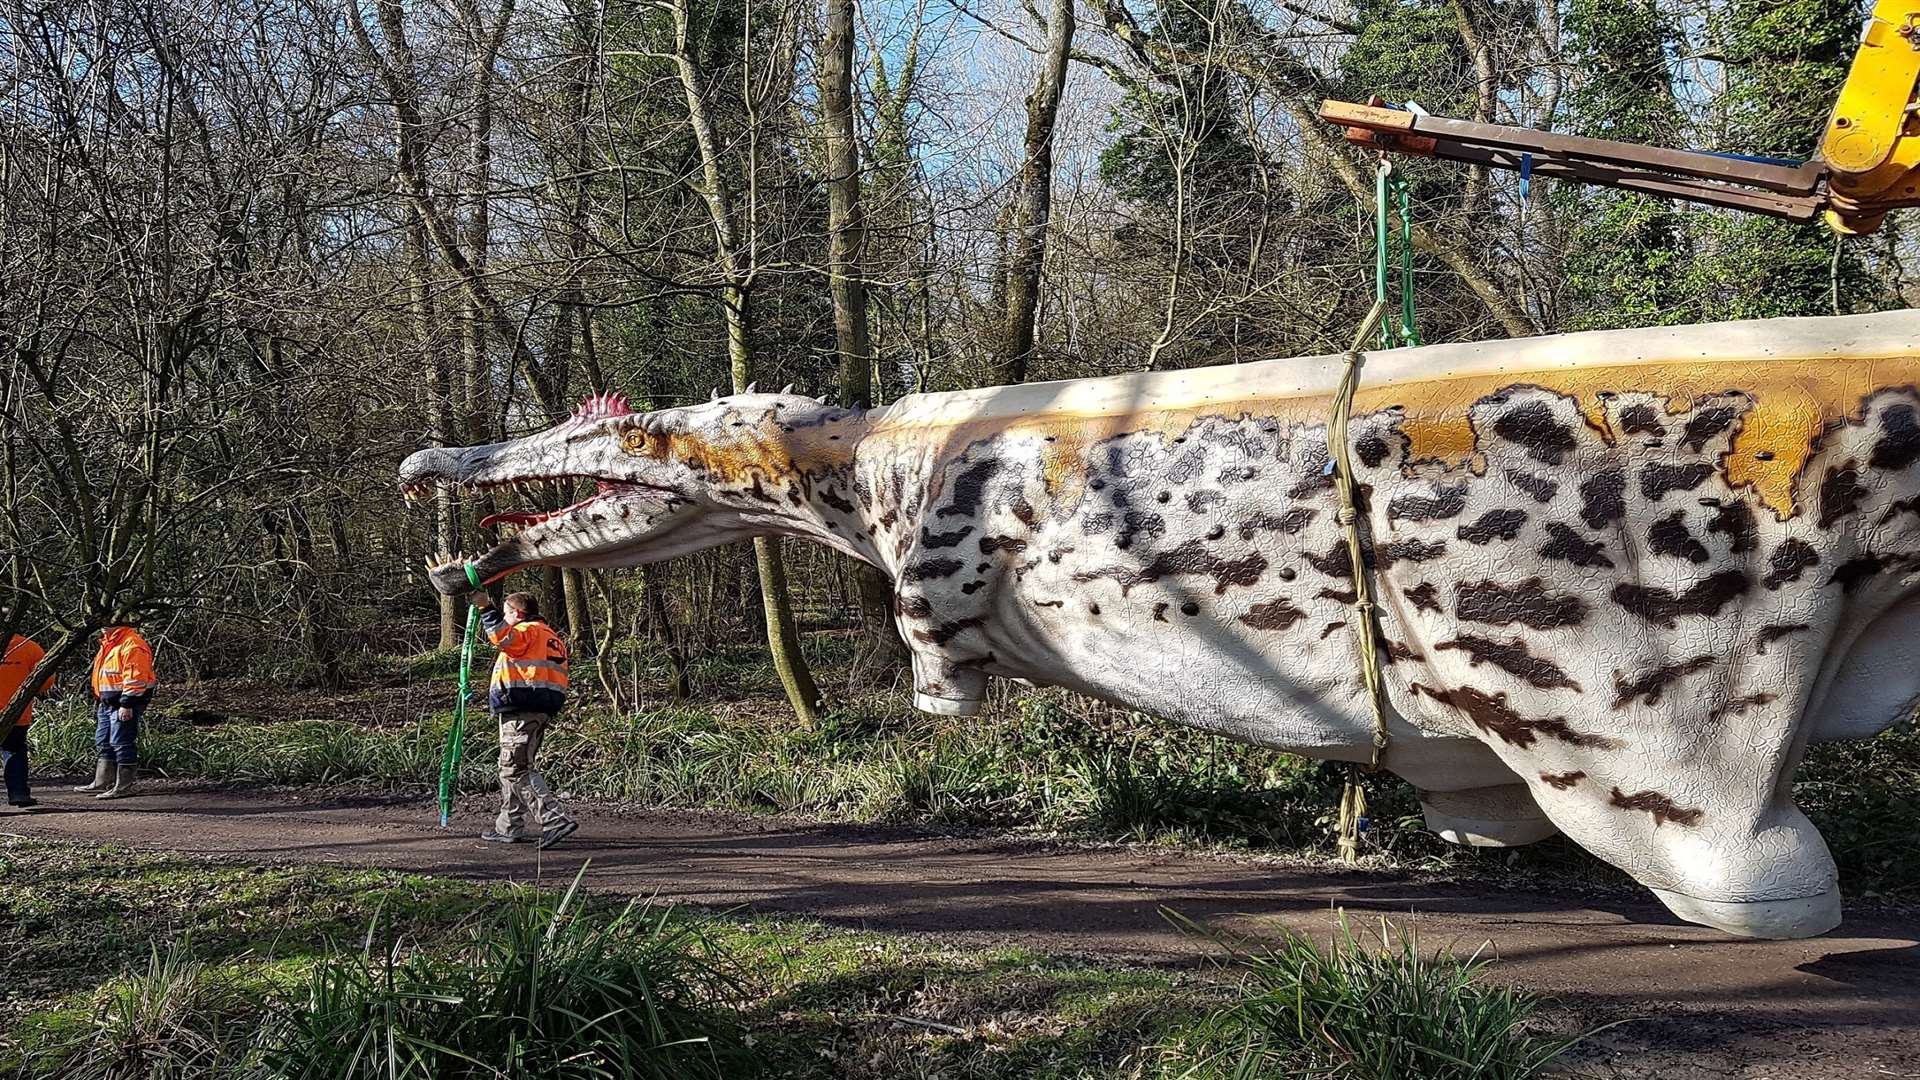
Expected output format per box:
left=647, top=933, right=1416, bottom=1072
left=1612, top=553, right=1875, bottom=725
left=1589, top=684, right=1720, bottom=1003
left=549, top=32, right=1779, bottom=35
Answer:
left=998, top=0, right=1074, bottom=386
left=820, top=0, right=871, bottom=408
left=1449, top=0, right=1497, bottom=216
left=726, top=284, right=823, bottom=721
left=666, top=0, right=821, bottom=722
left=819, top=0, right=905, bottom=677
left=563, top=0, right=606, bottom=391
left=408, top=209, right=461, bottom=649
left=0, top=630, right=83, bottom=748
left=563, top=567, right=592, bottom=648
left=286, top=500, right=345, bottom=688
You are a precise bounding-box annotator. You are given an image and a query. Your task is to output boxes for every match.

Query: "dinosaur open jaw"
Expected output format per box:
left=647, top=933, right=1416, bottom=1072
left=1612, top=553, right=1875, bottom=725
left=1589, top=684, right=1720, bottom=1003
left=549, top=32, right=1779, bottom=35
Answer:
left=400, top=472, right=672, bottom=535
left=398, top=474, right=607, bottom=505
left=477, top=482, right=640, bottom=532
left=416, top=478, right=689, bottom=593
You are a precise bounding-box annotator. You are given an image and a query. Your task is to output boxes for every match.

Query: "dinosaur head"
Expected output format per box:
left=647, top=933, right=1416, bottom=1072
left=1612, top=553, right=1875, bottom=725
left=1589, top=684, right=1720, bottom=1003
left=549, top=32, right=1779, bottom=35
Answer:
left=398, top=389, right=866, bottom=594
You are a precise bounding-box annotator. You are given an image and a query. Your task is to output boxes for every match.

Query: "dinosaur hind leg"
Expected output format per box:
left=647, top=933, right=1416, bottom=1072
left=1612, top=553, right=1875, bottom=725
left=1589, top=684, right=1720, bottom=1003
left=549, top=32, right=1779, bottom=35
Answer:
left=1526, top=769, right=1840, bottom=939
left=910, top=651, right=987, bottom=716
left=1419, top=783, right=1560, bottom=848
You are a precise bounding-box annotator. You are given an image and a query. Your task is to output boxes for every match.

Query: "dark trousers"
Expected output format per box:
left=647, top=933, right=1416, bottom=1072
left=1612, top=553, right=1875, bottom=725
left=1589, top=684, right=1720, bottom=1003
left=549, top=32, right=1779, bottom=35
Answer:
left=94, top=699, right=143, bottom=765
left=2, top=725, right=27, bottom=803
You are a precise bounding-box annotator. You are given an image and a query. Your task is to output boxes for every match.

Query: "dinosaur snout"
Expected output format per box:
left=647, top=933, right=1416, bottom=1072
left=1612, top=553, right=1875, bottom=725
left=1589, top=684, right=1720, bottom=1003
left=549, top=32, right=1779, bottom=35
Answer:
left=398, top=446, right=461, bottom=482
left=397, top=443, right=499, bottom=497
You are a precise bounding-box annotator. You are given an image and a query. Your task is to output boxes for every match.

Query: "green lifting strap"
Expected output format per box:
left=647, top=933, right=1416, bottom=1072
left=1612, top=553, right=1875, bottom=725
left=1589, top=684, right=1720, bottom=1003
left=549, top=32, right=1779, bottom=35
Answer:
left=1375, top=160, right=1422, bottom=350
left=438, top=563, right=483, bottom=827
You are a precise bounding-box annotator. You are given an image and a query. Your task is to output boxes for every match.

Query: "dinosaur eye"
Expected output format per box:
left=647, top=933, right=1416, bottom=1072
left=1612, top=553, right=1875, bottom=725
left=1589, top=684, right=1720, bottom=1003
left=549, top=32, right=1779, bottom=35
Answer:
left=621, top=430, right=653, bottom=455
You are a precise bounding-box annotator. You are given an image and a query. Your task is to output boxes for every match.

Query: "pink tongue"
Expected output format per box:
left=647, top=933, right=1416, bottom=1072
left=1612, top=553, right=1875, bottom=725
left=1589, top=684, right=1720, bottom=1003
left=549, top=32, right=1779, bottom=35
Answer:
left=479, top=494, right=600, bottom=531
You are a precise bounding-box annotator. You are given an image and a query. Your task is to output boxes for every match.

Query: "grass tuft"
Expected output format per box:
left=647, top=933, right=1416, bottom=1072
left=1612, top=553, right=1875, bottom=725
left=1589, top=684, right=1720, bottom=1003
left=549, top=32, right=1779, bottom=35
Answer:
left=265, top=871, right=752, bottom=1080
left=10, top=865, right=755, bottom=1080
left=1158, top=913, right=1581, bottom=1080
left=26, top=939, right=267, bottom=1080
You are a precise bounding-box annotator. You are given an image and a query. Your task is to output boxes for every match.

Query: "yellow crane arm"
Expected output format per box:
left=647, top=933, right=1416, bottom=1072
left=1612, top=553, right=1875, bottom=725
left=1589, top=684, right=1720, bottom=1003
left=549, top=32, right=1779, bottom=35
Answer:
left=1821, top=0, right=1920, bottom=234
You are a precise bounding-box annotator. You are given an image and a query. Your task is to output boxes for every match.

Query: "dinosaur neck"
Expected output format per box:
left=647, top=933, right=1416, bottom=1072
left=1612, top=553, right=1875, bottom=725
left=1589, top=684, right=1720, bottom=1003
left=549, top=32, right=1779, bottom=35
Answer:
left=714, top=408, right=894, bottom=570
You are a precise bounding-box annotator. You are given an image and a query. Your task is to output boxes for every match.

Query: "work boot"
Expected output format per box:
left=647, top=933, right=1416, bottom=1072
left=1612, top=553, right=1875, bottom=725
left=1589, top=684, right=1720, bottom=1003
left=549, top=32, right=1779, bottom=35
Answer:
left=538, top=819, right=579, bottom=850
left=74, top=760, right=113, bottom=793
left=95, top=765, right=137, bottom=800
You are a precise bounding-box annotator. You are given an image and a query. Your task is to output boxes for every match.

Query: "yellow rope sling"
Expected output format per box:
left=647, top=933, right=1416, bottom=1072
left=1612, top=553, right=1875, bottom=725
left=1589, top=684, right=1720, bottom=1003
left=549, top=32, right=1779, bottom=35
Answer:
left=1331, top=300, right=1393, bottom=864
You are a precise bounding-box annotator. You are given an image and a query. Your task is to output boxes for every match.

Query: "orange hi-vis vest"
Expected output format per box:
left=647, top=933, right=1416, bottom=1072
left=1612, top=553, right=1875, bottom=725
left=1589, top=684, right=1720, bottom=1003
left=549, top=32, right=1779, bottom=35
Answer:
left=487, top=618, right=569, bottom=699
left=92, top=627, right=157, bottom=702
left=1, top=635, right=55, bottom=728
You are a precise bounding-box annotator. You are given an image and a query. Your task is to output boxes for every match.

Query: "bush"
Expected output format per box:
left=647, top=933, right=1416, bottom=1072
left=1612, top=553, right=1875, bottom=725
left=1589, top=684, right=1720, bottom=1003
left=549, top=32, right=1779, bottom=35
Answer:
left=1158, top=915, right=1581, bottom=1080
left=1797, top=715, right=1920, bottom=899
left=32, top=679, right=1919, bottom=896
left=24, top=689, right=1357, bottom=853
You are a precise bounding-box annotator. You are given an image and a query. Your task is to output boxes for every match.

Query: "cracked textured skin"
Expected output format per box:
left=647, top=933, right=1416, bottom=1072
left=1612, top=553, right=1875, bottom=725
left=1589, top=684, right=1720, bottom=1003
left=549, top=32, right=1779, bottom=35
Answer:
left=399, top=311, right=1920, bottom=938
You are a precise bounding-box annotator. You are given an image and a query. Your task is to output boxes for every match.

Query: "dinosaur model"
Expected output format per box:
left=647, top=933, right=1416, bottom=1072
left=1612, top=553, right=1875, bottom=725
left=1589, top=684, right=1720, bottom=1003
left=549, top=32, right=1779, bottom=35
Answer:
left=399, top=310, right=1920, bottom=939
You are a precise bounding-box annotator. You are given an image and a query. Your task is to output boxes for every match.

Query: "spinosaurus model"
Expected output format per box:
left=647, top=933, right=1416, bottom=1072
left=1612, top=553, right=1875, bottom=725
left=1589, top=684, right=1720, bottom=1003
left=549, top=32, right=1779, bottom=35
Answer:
left=399, top=311, right=1920, bottom=939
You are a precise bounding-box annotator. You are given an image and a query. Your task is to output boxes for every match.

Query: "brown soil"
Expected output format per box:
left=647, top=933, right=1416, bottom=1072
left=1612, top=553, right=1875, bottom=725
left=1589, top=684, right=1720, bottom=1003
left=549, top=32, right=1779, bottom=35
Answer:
left=4, top=782, right=1915, bottom=1079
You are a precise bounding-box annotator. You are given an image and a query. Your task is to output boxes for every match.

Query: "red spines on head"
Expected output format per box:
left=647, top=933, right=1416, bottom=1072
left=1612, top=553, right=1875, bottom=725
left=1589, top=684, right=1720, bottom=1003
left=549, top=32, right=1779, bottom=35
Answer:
left=572, top=391, right=633, bottom=422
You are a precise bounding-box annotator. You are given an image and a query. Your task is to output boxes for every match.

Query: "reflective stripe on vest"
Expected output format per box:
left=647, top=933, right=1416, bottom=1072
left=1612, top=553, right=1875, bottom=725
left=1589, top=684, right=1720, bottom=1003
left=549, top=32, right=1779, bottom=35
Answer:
left=490, top=622, right=568, bottom=694
left=92, top=632, right=156, bottom=696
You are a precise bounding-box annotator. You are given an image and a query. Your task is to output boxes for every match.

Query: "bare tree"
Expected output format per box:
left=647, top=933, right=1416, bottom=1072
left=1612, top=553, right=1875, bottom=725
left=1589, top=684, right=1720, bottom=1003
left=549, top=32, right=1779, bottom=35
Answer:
left=819, top=0, right=906, bottom=675
left=667, top=0, right=822, bottom=721
left=997, top=0, right=1075, bottom=386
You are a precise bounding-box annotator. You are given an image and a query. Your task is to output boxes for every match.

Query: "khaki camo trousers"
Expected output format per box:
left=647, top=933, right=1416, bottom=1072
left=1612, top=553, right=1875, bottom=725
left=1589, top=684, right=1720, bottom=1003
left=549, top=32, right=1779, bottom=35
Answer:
left=495, top=711, right=571, bottom=838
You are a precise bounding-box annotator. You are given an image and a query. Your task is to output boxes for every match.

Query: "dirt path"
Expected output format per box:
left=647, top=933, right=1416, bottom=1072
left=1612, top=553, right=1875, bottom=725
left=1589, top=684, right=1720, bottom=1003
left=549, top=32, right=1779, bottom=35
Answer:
left=5, top=782, right=1916, bottom=1078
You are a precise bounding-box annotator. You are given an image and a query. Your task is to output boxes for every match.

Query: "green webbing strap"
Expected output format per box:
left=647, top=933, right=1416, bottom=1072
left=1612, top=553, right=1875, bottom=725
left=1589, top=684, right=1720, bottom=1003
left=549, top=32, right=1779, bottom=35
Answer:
left=1331, top=301, right=1393, bottom=865
left=438, top=563, right=482, bottom=827
left=1375, top=160, right=1422, bottom=350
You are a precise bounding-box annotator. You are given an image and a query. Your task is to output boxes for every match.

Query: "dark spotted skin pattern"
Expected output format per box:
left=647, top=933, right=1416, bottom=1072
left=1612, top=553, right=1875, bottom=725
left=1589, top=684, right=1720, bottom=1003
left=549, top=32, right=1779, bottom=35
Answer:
left=867, top=379, right=1920, bottom=920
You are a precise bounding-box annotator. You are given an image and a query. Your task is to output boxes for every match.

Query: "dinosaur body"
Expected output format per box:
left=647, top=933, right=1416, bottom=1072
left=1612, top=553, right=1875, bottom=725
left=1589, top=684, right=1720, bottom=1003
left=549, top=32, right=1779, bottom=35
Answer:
left=399, top=311, right=1920, bottom=939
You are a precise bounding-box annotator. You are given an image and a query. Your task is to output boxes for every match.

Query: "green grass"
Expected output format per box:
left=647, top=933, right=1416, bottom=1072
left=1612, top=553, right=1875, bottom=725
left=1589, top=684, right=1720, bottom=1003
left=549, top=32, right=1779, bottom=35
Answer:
left=0, top=839, right=1583, bottom=1080
left=26, top=684, right=1367, bottom=852
left=262, top=878, right=750, bottom=1080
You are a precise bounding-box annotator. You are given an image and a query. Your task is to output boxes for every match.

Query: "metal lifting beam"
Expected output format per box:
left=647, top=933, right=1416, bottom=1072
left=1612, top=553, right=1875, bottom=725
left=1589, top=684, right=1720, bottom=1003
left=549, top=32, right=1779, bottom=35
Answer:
left=1321, top=99, right=1826, bottom=223
left=1319, top=0, right=1920, bottom=236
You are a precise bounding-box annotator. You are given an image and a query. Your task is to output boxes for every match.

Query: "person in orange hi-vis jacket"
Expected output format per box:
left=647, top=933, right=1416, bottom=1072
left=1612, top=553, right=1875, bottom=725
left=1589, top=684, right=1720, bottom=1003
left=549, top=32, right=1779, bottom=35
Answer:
left=75, top=623, right=157, bottom=800
left=469, top=590, right=577, bottom=849
left=1, top=624, right=58, bottom=809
